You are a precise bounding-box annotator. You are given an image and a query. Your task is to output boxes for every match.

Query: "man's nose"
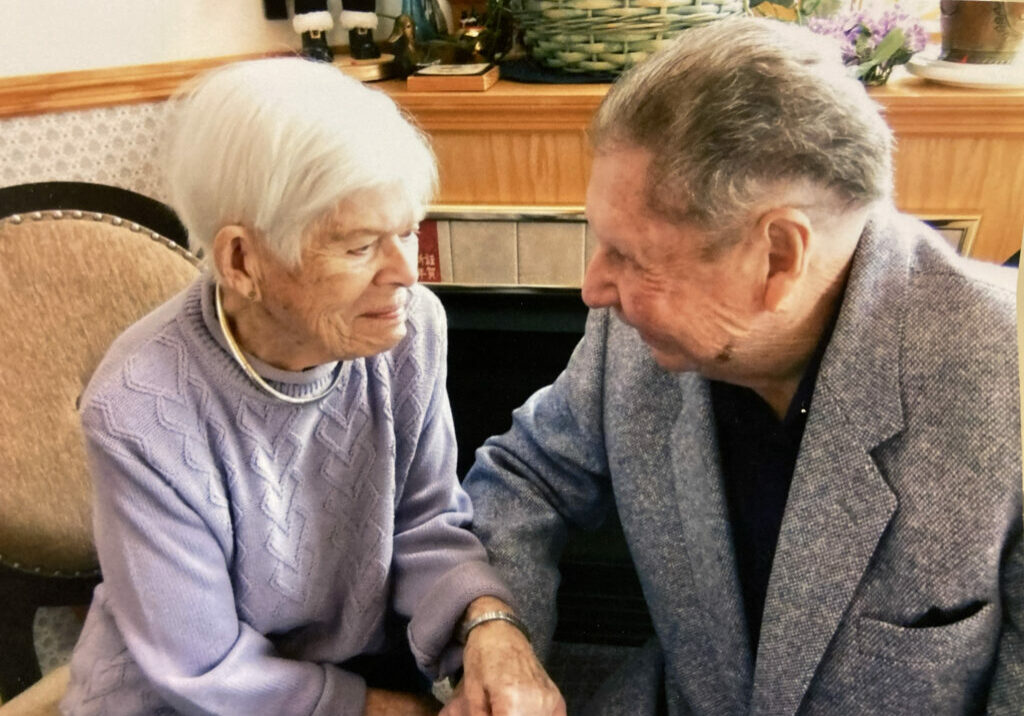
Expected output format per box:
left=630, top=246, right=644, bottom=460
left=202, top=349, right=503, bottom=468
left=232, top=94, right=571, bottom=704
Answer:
left=581, top=248, right=619, bottom=309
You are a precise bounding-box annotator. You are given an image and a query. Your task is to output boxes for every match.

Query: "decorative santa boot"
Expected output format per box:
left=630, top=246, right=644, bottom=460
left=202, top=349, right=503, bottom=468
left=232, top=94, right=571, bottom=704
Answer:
left=294, top=0, right=334, bottom=62
left=341, top=0, right=381, bottom=59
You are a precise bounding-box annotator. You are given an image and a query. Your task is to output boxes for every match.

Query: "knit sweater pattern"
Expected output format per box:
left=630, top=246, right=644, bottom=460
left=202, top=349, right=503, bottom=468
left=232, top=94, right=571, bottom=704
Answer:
left=62, top=276, right=512, bottom=716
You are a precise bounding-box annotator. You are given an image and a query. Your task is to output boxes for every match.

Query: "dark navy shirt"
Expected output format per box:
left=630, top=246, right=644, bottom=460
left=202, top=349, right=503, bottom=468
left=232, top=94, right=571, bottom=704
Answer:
left=710, top=319, right=837, bottom=656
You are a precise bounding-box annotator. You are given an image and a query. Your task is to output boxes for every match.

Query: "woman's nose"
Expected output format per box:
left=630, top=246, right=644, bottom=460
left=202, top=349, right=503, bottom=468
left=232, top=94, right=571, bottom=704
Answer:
left=377, top=234, right=418, bottom=286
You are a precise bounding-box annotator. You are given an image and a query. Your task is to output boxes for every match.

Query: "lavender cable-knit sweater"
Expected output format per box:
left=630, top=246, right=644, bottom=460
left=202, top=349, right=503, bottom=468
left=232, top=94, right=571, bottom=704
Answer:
left=62, top=275, right=513, bottom=716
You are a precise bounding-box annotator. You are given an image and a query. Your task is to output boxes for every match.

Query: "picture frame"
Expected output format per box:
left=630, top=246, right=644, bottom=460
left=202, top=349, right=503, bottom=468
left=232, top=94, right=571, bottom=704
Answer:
left=919, top=214, right=982, bottom=256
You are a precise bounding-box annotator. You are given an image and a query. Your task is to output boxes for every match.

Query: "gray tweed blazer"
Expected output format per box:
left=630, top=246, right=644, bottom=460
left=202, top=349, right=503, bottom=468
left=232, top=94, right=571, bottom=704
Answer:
left=464, top=207, right=1023, bottom=715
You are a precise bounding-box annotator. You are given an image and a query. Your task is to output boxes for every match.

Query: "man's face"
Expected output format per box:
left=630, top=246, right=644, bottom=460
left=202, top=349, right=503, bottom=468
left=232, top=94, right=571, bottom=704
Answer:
left=254, top=184, right=423, bottom=367
left=582, top=147, right=763, bottom=374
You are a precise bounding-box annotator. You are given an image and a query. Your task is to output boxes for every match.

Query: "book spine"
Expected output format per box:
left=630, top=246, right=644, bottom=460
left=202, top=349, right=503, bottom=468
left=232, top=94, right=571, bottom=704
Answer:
left=417, top=219, right=442, bottom=282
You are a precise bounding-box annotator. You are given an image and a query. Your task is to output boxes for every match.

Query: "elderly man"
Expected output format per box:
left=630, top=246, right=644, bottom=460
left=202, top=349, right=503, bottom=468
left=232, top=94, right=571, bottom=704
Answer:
left=461, top=17, right=1022, bottom=715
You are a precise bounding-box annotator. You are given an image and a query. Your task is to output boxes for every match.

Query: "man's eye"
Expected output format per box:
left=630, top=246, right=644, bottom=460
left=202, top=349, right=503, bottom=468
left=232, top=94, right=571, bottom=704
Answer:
left=348, top=242, right=374, bottom=256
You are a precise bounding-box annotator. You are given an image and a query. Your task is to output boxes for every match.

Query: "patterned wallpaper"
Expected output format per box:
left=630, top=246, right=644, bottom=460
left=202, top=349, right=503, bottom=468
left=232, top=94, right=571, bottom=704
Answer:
left=0, top=102, right=169, bottom=200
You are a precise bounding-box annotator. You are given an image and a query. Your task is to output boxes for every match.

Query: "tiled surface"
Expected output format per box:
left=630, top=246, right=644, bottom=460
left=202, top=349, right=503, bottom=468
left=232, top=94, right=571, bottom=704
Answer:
left=450, top=220, right=519, bottom=285
left=518, top=221, right=586, bottom=287
left=584, top=223, right=599, bottom=269
left=435, top=217, right=592, bottom=288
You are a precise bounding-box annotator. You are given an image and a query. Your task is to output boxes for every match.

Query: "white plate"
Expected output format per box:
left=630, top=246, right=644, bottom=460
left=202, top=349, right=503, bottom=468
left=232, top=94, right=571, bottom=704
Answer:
left=906, top=49, right=1024, bottom=90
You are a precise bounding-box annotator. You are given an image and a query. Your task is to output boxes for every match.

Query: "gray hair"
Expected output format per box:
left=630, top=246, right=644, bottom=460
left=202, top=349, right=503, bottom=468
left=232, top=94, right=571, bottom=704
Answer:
left=590, top=17, right=893, bottom=251
left=163, top=57, right=437, bottom=269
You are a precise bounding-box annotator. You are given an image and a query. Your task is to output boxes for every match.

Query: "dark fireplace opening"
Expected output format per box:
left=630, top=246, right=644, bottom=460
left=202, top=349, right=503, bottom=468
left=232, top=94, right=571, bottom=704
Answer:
left=429, top=285, right=654, bottom=647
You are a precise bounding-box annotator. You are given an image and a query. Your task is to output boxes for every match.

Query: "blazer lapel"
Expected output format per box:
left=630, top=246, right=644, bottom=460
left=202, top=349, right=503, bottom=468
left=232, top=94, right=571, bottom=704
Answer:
left=670, top=376, right=754, bottom=711
left=749, top=389, right=898, bottom=715
left=750, top=210, right=909, bottom=715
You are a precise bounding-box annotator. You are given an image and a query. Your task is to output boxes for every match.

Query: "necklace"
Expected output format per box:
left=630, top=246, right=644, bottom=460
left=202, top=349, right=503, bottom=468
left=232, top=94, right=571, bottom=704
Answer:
left=215, top=284, right=343, bottom=405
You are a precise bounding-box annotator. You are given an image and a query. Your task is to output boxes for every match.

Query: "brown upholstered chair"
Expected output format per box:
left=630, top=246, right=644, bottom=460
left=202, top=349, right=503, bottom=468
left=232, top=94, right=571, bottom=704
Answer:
left=0, top=182, right=200, bottom=709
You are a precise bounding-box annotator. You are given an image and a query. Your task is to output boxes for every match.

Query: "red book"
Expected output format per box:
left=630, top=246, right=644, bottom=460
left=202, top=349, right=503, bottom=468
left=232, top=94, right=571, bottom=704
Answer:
left=417, top=220, right=442, bottom=283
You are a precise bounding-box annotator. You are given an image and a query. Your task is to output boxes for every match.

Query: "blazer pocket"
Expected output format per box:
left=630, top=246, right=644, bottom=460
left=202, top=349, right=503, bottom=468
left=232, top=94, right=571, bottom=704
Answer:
left=856, top=603, right=998, bottom=666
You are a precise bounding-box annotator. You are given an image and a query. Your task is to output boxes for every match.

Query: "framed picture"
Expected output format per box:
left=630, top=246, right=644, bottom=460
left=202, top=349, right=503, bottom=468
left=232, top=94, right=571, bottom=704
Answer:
left=919, top=215, right=982, bottom=256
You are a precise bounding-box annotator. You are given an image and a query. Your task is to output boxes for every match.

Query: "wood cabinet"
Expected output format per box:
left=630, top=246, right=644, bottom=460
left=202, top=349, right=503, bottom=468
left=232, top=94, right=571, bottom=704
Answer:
left=383, top=71, right=1024, bottom=263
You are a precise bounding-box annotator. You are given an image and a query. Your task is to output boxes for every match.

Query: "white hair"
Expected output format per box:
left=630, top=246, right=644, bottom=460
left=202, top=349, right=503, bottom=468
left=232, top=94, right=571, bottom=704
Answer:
left=163, top=57, right=437, bottom=269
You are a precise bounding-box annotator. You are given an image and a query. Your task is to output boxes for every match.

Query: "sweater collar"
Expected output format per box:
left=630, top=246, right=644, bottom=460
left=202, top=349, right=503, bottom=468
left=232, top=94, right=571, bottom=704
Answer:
left=197, top=273, right=344, bottom=401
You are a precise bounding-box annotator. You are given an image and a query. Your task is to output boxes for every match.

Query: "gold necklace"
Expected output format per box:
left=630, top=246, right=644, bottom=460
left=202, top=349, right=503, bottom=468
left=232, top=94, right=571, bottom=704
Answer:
left=214, top=284, right=343, bottom=405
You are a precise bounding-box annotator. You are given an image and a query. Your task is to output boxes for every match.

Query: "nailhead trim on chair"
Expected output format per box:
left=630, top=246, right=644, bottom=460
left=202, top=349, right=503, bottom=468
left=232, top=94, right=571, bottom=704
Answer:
left=0, top=553, right=99, bottom=579
left=2, top=209, right=197, bottom=265
left=1, top=208, right=199, bottom=579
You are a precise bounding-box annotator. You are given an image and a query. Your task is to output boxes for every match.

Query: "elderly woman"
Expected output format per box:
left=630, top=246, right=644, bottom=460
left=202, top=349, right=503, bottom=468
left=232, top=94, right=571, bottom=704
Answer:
left=61, top=59, right=562, bottom=716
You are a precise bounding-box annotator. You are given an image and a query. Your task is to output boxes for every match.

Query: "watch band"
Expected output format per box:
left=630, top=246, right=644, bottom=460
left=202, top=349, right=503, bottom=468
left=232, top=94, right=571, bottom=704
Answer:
left=457, top=610, right=531, bottom=644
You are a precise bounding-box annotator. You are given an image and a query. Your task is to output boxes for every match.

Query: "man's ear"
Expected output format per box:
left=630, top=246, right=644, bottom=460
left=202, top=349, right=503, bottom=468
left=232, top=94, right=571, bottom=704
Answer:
left=212, top=225, right=263, bottom=301
left=756, top=208, right=811, bottom=312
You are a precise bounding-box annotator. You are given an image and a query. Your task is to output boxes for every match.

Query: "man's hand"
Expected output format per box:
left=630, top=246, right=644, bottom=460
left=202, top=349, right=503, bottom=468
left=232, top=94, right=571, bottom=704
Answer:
left=440, top=597, right=565, bottom=716
left=364, top=687, right=440, bottom=716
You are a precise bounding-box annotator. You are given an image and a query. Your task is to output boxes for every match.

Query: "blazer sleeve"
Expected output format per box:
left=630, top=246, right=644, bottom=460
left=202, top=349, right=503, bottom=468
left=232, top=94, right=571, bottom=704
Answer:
left=462, top=308, right=617, bottom=657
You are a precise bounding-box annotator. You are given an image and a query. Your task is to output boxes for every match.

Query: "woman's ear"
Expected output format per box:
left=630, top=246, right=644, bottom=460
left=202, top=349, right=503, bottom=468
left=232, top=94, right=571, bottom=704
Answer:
left=212, top=225, right=263, bottom=301
left=757, top=208, right=811, bottom=312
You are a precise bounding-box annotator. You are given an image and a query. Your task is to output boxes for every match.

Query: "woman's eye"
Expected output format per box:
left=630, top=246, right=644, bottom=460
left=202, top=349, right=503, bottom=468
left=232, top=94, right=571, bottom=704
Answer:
left=348, top=242, right=374, bottom=256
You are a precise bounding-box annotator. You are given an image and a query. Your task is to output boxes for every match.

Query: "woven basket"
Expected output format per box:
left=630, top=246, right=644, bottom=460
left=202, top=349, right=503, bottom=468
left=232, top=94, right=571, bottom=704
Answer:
left=515, top=0, right=747, bottom=74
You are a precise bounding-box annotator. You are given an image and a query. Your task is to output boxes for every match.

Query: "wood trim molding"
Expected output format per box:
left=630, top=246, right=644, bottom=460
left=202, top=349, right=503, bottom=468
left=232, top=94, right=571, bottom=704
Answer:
left=0, top=52, right=288, bottom=119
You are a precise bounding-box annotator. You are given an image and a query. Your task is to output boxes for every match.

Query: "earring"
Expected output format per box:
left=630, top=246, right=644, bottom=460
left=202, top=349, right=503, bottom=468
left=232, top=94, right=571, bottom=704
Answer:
left=248, top=289, right=257, bottom=300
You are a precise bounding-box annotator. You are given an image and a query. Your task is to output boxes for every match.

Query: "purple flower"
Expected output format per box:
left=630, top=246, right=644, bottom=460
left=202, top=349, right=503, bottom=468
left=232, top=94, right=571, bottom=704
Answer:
left=806, top=3, right=927, bottom=84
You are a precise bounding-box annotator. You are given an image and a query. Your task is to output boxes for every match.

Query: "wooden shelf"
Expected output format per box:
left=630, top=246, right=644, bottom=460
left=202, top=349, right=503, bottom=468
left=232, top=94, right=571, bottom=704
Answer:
left=389, top=71, right=1024, bottom=138
left=869, top=69, right=1024, bottom=138
left=2, top=59, right=1021, bottom=261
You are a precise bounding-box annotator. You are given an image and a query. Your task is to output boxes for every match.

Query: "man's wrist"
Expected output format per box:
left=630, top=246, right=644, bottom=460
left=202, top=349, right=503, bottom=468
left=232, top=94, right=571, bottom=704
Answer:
left=458, top=609, right=532, bottom=644
left=457, top=596, right=531, bottom=646
left=462, top=595, right=511, bottom=621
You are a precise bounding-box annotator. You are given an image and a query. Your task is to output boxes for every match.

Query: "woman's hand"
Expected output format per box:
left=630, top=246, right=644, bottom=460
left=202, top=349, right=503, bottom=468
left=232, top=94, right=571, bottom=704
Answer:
left=440, top=599, right=565, bottom=716
left=364, top=687, right=441, bottom=716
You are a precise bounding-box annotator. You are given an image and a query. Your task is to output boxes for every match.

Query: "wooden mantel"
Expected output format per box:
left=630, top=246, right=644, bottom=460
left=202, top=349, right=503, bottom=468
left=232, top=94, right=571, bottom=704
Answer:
left=2, top=59, right=1022, bottom=261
